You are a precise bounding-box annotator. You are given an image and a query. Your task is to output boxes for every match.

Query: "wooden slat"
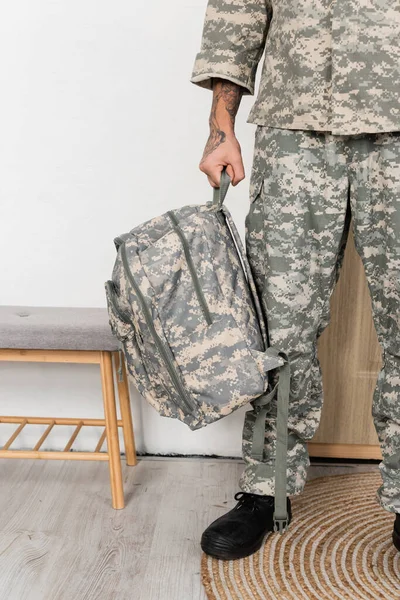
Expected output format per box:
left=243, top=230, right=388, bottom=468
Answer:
left=100, top=351, right=124, bottom=509
left=95, top=429, right=107, bottom=453
left=0, top=450, right=109, bottom=461
left=0, top=349, right=101, bottom=364
left=114, top=351, right=137, bottom=466
left=308, top=442, right=382, bottom=460
left=64, top=421, right=84, bottom=452
left=2, top=420, right=27, bottom=450
left=33, top=421, right=55, bottom=451
left=0, top=416, right=122, bottom=427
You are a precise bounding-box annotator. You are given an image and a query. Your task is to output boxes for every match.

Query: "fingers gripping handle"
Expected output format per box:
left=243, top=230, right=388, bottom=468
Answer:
left=212, top=167, right=231, bottom=210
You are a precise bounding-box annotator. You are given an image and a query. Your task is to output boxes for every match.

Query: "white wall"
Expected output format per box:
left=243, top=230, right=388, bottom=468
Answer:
left=0, top=0, right=260, bottom=456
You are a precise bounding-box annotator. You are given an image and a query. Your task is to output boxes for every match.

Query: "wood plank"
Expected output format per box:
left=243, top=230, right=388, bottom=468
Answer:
left=308, top=442, right=382, bottom=460
left=0, top=417, right=122, bottom=427
left=0, top=349, right=101, bottom=364
left=2, top=420, right=27, bottom=450
left=33, top=421, right=55, bottom=451
left=94, top=429, right=107, bottom=453
left=139, top=459, right=240, bottom=600
left=63, top=422, right=84, bottom=452
left=0, top=450, right=109, bottom=461
left=315, top=228, right=382, bottom=447
left=0, top=459, right=171, bottom=599
left=0, top=458, right=381, bottom=600
left=114, top=351, right=137, bottom=466
left=100, top=351, right=124, bottom=510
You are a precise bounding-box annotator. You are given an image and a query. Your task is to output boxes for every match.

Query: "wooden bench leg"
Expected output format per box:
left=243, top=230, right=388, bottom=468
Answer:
left=100, top=351, right=124, bottom=509
left=114, top=351, right=137, bottom=467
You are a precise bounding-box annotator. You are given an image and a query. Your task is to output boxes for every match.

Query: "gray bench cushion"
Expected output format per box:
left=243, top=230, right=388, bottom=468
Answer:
left=0, top=305, right=119, bottom=351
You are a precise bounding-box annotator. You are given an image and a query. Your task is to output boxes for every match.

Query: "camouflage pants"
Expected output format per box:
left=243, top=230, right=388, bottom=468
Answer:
left=239, top=125, right=400, bottom=514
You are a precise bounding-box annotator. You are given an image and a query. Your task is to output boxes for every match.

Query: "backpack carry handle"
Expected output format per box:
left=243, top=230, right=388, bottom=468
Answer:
left=212, top=166, right=231, bottom=210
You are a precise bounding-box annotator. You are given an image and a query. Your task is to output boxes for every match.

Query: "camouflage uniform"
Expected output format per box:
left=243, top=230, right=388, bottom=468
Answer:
left=191, top=0, right=400, bottom=134
left=191, top=0, right=400, bottom=514
left=239, top=126, right=400, bottom=514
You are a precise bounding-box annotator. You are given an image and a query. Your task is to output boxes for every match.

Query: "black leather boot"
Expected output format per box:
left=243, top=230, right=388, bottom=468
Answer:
left=393, top=514, right=400, bottom=551
left=201, top=491, right=292, bottom=560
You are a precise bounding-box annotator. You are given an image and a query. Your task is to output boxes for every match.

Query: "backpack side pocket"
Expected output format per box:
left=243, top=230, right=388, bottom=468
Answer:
left=104, top=280, right=133, bottom=342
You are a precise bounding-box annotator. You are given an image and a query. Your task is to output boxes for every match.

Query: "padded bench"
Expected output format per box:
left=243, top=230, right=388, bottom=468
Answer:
left=0, top=305, right=137, bottom=509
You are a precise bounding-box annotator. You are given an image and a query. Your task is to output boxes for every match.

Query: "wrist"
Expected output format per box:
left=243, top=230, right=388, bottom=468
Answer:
left=209, top=114, right=235, bottom=135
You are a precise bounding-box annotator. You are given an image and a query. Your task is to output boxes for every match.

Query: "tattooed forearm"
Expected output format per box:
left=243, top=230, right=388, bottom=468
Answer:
left=201, top=79, right=243, bottom=162
left=214, top=80, right=243, bottom=126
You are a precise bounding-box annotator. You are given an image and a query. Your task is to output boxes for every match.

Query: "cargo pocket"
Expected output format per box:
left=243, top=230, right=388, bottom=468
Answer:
left=172, top=313, right=265, bottom=410
left=104, top=280, right=133, bottom=342
left=249, top=169, right=264, bottom=205
left=245, top=175, right=266, bottom=300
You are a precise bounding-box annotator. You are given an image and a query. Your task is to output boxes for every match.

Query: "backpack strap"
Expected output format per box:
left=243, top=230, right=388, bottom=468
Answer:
left=273, top=351, right=290, bottom=533
left=250, top=349, right=291, bottom=534
left=211, top=167, right=231, bottom=210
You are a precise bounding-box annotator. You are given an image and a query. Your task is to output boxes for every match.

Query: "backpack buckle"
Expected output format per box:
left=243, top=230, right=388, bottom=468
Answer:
left=273, top=515, right=289, bottom=535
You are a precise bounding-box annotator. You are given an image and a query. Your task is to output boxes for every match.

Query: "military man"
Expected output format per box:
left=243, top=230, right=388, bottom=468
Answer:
left=190, top=0, right=400, bottom=560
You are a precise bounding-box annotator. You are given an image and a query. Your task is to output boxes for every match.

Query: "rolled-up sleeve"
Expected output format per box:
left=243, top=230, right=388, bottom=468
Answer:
left=190, top=0, right=271, bottom=95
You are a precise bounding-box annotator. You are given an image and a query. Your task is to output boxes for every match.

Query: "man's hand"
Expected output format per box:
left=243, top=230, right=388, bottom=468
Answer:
left=199, top=79, right=245, bottom=188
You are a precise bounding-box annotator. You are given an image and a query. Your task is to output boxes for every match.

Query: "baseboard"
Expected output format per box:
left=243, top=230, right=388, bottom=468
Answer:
left=308, top=442, right=382, bottom=460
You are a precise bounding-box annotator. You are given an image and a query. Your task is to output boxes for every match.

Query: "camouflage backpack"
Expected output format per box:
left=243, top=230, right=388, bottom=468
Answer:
left=104, top=169, right=291, bottom=532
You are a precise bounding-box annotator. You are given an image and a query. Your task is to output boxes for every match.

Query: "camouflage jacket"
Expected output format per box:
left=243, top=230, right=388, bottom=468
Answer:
left=190, top=0, right=400, bottom=135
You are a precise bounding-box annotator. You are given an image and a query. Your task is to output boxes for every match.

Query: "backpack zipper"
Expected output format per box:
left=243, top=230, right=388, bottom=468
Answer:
left=167, top=211, right=213, bottom=325
left=120, top=242, right=197, bottom=415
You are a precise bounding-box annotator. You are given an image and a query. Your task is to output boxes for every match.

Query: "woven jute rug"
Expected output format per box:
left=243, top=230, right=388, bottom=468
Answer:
left=201, top=472, right=400, bottom=600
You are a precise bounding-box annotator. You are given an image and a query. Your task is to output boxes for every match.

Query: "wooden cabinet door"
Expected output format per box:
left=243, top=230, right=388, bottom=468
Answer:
left=309, top=224, right=383, bottom=459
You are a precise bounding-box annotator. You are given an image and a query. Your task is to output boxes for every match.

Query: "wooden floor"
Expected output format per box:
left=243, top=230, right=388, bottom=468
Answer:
left=0, top=457, right=379, bottom=600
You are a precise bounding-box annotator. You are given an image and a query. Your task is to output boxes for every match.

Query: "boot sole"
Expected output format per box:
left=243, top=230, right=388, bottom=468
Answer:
left=201, top=531, right=269, bottom=561
left=393, top=527, right=400, bottom=552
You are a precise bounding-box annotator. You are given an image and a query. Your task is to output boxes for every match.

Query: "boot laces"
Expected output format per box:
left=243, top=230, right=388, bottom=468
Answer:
left=233, top=491, right=272, bottom=513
